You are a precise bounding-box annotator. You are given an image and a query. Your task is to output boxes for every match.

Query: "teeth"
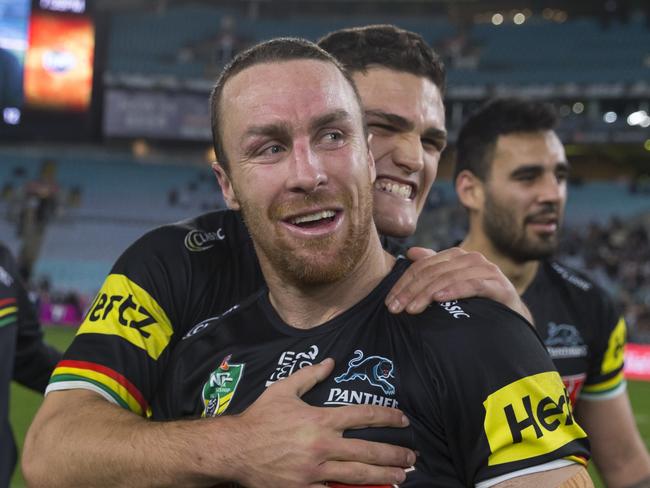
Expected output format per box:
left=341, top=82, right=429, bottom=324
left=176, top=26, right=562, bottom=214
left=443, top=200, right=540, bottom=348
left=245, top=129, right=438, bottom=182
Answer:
left=374, top=180, right=413, bottom=199
left=290, top=210, right=335, bottom=225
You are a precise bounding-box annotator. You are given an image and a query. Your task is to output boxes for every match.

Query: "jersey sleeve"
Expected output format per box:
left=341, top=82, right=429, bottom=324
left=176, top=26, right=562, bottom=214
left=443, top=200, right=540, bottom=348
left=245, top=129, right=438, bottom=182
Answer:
left=421, top=299, right=590, bottom=485
left=46, top=210, right=262, bottom=417
left=45, top=230, right=179, bottom=417
left=580, top=287, right=627, bottom=401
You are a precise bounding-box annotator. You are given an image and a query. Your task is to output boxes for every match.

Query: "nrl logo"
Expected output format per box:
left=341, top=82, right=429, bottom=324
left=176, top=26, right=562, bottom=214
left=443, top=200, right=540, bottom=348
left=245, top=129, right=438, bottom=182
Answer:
left=201, top=354, right=244, bottom=417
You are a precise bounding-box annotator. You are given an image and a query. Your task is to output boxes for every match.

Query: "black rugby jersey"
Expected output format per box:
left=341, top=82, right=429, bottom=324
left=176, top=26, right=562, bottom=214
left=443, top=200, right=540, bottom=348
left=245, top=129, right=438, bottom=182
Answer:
left=0, top=243, right=60, bottom=487
left=152, top=259, right=589, bottom=487
left=523, top=260, right=626, bottom=406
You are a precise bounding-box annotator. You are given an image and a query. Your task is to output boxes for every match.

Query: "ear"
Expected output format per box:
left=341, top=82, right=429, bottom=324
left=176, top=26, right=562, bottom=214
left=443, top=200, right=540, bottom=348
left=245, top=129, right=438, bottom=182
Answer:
left=455, top=169, right=484, bottom=211
left=212, top=161, right=240, bottom=210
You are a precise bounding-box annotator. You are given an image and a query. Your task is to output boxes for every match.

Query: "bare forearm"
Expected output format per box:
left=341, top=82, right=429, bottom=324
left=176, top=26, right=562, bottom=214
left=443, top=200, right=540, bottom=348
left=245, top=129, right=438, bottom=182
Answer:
left=22, top=390, right=238, bottom=487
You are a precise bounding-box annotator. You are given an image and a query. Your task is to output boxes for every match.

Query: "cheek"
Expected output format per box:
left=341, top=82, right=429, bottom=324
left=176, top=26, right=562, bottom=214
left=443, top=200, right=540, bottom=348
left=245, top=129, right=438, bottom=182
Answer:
left=368, top=135, right=395, bottom=166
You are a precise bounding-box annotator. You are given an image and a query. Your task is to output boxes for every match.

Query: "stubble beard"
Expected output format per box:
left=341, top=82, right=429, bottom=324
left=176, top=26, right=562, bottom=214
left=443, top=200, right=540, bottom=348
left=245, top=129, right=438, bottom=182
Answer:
left=239, top=182, right=375, bottom=287
left=482, top=192, right=559, bottom=263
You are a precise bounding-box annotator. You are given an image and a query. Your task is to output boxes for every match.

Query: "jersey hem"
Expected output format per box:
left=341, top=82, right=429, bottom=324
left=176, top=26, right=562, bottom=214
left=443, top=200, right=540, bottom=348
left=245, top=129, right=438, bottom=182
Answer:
left=475, top=459, right=576, bottom=488
left=580, top=380, right=627, bottom=401
left=45, top=380, right=121, bottom=406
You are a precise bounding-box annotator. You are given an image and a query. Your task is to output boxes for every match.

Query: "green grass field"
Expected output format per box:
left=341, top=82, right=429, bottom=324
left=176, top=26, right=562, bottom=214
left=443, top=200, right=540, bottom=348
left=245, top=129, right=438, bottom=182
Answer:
left=9, top=326, right=650, bottom=487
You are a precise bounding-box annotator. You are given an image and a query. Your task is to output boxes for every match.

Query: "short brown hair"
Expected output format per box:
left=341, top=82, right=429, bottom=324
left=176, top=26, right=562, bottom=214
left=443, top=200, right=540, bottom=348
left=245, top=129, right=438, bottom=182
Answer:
left=210, top=37, right=363, bottom=171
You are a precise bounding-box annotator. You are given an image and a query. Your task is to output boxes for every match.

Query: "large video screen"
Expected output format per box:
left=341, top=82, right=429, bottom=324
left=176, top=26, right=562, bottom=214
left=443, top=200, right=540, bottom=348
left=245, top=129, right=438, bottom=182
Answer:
left=0, top=0, right=31, bottom=116
left=23, top=11, right=94, bottom=111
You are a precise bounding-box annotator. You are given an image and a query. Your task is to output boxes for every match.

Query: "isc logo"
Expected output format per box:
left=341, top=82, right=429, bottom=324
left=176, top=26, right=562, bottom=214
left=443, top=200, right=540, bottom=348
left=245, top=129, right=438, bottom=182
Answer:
left=483, top=371, right=587, bottom=466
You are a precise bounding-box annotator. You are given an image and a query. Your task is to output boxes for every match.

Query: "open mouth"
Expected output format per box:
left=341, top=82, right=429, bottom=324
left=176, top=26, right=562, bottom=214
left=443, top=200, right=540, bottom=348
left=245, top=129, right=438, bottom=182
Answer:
left=374, top=178, right=415, bottom=200
left=281, top=208, right=343, bottom=236
left=288, top=210, right=337, bottom=228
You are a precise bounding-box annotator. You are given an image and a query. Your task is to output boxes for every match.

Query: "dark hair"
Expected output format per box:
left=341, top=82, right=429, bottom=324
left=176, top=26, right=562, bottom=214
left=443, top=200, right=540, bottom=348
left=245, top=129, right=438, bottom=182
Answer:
left=454, top=98, right=558, bottom=182
left=210, top=37, right=362, bottom=171
left=318, top=24, right=446, bottom=94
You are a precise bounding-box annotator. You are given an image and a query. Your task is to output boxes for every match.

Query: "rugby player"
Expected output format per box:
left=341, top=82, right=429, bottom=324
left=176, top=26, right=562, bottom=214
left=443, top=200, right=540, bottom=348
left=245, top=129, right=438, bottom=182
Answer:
left=0, top=242, right=60, bottom=488
left=156, top=39, right=591, bottom=485
left=455, top=97, right=650, bottom=488
left=24, top=27, right=530, bottom=486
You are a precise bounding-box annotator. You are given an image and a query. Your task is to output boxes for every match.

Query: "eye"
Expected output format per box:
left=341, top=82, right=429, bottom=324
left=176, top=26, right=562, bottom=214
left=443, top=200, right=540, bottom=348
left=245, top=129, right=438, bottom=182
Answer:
left=318, top=130, right=346, bottom=148
left=422, top=138, right=445, bottom=152
left=259, top=144, right=284, bottom=156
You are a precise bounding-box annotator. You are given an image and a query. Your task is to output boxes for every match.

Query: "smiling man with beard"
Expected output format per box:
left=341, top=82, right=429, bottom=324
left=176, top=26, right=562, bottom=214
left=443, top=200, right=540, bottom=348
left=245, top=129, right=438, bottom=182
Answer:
left=455, top=97, right=650, bottom=488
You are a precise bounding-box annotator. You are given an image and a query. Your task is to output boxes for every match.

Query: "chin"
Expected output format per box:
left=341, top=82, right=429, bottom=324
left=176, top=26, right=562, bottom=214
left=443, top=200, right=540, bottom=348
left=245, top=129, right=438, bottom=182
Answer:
left=374, top=217, right=415, bottom=238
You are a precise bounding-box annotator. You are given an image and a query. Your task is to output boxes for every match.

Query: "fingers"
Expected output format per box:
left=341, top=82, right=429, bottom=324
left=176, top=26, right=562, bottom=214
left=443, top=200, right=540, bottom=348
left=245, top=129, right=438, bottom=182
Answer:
left=271, top=358, right=335, bottom=398
left=319, top=460, right=409, bottom=486
left=329, top=404, right=410, bottom=431
left=387, top=248, right=495, bottom=313
left=405, top=246, right=436, bottom=261
left=327, top=437, right=416, bottom=468
left=386, top=247, right=466, bottom=312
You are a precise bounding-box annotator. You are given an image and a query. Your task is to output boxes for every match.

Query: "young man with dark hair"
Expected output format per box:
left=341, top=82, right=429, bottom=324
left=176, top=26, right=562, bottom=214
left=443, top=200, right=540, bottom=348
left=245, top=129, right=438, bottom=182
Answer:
left=455, top=97, right=650, bottom=488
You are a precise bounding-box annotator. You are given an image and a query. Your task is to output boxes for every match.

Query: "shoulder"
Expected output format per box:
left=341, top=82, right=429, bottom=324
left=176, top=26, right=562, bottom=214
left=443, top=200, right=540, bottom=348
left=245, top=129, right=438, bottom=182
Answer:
left=406, top=296, right=544, bottom=352
left=113, top=209, right=250, bottom=274
left=543, top=259, right=617, bottom=310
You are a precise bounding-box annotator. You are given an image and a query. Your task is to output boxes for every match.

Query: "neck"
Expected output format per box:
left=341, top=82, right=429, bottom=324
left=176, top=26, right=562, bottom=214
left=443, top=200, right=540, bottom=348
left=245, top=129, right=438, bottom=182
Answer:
left=461, top=230, right=539, bottom=295
left=260, top=230, right=395, bottom=329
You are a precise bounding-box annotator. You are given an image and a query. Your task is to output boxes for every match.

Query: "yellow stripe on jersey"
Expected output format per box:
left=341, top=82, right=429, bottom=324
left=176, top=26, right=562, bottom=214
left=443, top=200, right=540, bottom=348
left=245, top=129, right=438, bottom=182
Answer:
left=582, top=371, right=625, bottom=394
left=0, top=306, right=17, bottom=318
left=77, top=274, right=173, bottom=360
left=483, top=371, right=587, bottom=466
left=601, top=316, right=626, bottom=375
left=52, top=364, right=146, bottom=415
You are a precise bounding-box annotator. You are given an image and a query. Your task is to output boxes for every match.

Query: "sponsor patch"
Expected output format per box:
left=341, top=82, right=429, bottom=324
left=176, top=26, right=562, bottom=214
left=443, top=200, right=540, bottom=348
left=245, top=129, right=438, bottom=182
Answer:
left=483, top=371, right=587, bottom=466
left=202, top=354, right=244, bottom=417
left=77, top=274, right=173, bottom=360
left=439, top=300, right=470, bottom=319
left=601, top=316, right=626, bottom=375
left=265, top=345, right=319, bottom=387
left=184, top=228, right=226, bottom=252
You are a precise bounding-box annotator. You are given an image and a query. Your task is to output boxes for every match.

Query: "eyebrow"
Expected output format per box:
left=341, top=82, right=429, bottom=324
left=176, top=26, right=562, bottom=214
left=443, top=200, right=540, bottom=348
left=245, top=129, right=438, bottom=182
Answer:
left=308, top=109, right=355, bottom=133
left=365, top=109, right=447, bottom=142
left=242, top=122, right=292, bottom=142
left=242, top=109, right=354, bottom=142
left=510, top=160, right=571, bottom=177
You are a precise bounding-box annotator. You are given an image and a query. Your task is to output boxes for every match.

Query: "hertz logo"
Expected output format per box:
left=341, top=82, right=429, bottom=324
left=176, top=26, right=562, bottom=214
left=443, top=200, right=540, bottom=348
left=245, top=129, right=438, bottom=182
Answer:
left=483, top=371, right=587, bottom=465
left=77, top=274, right=173, bottom=360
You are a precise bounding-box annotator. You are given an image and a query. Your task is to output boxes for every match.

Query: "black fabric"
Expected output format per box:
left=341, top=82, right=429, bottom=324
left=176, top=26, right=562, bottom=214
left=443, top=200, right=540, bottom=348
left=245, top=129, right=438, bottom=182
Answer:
left=152, top=259, right=590, bottom=486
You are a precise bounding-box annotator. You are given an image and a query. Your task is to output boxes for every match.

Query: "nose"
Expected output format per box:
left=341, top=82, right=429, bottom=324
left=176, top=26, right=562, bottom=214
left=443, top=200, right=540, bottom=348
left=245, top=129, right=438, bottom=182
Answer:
left=391, top=134, right=424, bottom=175
left=537, top=173, right=563, bottom=204
left=285, top=139, right=327, bottom=193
